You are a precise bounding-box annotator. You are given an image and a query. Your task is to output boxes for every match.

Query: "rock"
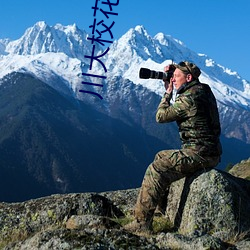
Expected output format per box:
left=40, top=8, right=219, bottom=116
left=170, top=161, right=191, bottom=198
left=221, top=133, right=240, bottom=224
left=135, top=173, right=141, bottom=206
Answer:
left=229, top=158, right=250, bottom=180
left=4, top=228, right=161, bottom=250
left=0, top=193, right=124, bottom=248
left=65, top=214, right=120, bottom=230
left=1, top=169, right=250, bottom=249
left=165, top=169, right=250, bottom=241
left=235, top=240, right=250, bottom=250
left=101, top=188, right=140, bottom=215
left=156, top=232, right=228, bottom=250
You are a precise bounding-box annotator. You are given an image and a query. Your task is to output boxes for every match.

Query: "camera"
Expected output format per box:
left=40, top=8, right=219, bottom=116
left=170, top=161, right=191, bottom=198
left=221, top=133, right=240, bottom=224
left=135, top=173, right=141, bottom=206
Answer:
left=139, top=64, right=176, bottom=82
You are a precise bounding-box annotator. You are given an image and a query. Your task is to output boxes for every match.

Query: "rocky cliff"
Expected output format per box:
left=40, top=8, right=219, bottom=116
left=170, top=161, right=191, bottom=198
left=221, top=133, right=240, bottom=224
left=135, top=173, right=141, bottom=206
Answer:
left=1, top=168, right=250, bottom=250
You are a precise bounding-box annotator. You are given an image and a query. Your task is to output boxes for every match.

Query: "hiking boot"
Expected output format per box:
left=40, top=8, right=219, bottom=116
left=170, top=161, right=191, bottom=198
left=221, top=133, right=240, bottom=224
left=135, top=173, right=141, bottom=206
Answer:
left=124, top=219, right=152, bottom=234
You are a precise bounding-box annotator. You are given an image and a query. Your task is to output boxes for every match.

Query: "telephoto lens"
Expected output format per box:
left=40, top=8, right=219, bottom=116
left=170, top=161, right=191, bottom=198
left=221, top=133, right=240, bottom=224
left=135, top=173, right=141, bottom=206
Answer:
left=139, top=68, right=167, bottom=80
left=139, top=65, right=176, bottom=82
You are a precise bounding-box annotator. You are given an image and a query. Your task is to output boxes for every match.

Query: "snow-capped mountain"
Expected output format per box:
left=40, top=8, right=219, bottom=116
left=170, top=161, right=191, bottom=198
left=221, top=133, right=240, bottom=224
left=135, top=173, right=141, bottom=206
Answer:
left=0, top=21, right=250, bottom=145
left=0, top=21, right=104, bottom=96
left=1, top=22, right=249, bottom=110
left=104, top=25, right=250, bottom=110
left=5, top=21, right=93, bottom=62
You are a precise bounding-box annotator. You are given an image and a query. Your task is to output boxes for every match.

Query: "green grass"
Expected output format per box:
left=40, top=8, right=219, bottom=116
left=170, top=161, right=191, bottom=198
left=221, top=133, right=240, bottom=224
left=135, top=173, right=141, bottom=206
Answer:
left=152, top=216, right=174, bottom=234
left=113, top=214, right=174, bottom=234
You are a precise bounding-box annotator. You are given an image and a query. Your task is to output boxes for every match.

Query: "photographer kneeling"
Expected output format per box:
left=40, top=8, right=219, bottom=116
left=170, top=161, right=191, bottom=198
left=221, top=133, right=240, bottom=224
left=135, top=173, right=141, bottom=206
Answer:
left=124, top=61, right=222, bottom=233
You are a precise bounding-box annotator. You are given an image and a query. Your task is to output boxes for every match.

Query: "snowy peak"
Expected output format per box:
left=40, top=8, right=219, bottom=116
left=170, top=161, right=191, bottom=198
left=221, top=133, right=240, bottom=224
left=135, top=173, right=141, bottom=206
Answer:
left=6, top=21, right=53, bottom=55
left=105, top=26, right=200, bottom=93
left=0, top=22, right=249, bottom=111
left=115, top=25, right=165, bottom=61
left=104, top=25, right=250, bottom=109
left=114, top=26, right=193, bottom=63
left=5, top=21, right=93, bottom=62
left=104, top=26, right=170, bottom=78
left=106, top=25, right=199, bottom=76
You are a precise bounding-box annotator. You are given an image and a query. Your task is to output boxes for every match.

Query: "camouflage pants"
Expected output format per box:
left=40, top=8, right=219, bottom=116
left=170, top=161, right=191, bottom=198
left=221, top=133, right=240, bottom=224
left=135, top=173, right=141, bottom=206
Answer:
left=134, top=149, right=220, bottom=222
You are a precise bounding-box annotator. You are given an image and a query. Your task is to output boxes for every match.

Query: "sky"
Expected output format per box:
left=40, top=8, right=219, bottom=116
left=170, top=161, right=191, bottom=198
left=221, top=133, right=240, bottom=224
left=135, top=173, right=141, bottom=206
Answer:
left=0, top=0, right=250, bottom=81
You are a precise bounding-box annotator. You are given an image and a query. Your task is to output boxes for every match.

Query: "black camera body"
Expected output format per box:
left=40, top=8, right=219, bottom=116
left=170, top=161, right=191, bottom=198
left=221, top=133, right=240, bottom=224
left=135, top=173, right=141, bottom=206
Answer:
left=139, top=65, right=176, bottom=82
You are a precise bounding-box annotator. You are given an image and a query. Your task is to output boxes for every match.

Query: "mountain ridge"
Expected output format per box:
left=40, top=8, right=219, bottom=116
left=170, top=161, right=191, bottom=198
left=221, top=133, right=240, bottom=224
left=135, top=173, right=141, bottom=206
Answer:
left=1, top=22, right=249, bottom=110
left=0, top=72, right=169, bottom=202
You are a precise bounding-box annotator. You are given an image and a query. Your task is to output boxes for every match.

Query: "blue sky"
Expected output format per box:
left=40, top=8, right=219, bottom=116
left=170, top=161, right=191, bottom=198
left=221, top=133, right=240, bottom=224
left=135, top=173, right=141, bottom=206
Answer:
left=1, top=0, right=250, bottom=81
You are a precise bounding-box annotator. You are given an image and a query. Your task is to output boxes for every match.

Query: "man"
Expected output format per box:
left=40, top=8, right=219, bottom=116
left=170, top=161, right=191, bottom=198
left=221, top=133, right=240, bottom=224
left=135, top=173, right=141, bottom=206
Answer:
left=124, top=61, right=222, bottom=233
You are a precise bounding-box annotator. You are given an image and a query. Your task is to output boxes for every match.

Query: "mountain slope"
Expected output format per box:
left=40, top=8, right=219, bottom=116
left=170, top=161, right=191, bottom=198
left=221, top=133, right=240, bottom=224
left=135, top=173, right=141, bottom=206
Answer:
left=0, top=72, right=168, bottom=202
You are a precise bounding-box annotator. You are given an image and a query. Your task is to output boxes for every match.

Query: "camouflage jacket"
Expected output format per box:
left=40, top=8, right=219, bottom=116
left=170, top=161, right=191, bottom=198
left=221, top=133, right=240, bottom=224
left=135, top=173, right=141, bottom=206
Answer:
left=156, top=80, right=222, bottom=157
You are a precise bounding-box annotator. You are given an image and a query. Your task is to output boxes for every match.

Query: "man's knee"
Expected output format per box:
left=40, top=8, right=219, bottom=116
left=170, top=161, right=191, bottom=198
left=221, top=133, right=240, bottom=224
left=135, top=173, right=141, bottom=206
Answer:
left=154, top=150, right=171, bottom=161
left=153, top=150, right=176, bottom=169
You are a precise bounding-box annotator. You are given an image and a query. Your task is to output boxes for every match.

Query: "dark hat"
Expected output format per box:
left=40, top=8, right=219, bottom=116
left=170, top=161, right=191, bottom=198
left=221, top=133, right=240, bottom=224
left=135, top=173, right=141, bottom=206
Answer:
left=176, top=61, right=201, bottom=79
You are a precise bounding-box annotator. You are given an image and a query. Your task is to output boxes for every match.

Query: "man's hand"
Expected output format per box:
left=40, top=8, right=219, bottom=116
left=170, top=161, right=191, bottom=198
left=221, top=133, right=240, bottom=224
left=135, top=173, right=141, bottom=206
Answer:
left=163, top=65, right=173, bottom=94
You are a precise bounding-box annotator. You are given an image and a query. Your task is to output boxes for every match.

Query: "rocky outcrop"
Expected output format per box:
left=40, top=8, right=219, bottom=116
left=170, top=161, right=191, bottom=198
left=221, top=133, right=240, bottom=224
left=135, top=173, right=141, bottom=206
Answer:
left=229, top=158, right=250, bottom=180
left=1, top=169, right=250, bottom=249
left=165, top=169, right=250, bottom=240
